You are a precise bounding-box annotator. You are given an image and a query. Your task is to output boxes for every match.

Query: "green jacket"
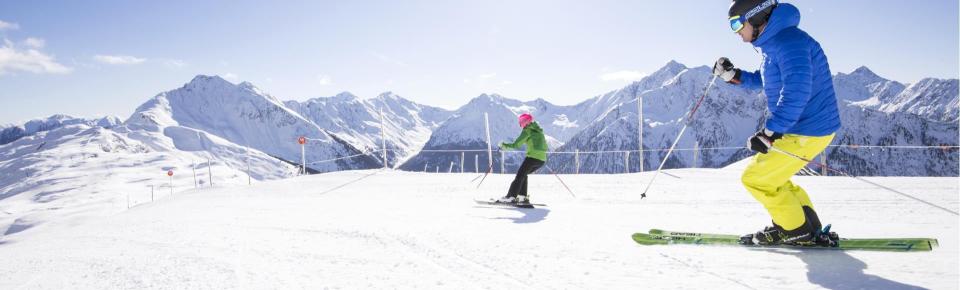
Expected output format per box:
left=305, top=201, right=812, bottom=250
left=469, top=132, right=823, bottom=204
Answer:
left=500, top=121, right=548, bottom=162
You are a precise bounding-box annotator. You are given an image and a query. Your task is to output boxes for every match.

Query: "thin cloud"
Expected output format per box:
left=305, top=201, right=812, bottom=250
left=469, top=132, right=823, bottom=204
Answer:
left=161, top=59, right=186, bottom=68
left=317, top=74, right=332, bottom=85
left=0, top=20, right=18, bottom=31
left=600, top=70, right=647, bottom=82
left=22, top=37, right=44, bottom=48
left=463, top=73, right=512, bottom=90
left=94, top=54, right=146, bottom=65
left=0, top=39, right=71, bottom=75
left=371, top=51, right=407, bottom=66
left=222, top=73, right=239, bottom=82
left=464, top=72, right=499, bottom=83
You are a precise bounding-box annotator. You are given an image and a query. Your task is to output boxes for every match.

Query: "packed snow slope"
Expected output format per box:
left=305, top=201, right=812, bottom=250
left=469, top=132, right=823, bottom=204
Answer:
left=0, top=168, right=956, bottom=289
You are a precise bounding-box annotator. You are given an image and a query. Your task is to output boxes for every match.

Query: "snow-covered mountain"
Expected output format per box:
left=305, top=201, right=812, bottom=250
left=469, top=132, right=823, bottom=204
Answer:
left=1, top=114, right=121, bottom=146
left=395, top=62, right=705, bottom=173
left=396, top=93, right=603, bottom=173
left=835, top=66, right=907, bottom=104
left=1, top=63, right=956, bottom=242
left=283, top=91, right=453, bottom=168
left=394, top=61, right=957, bottom=176
left=842, top=66, right=959, bottom=122
left=549, top=64, right=762, bottom=174
left=546, top=62, right=958, bottom=176
left=124, top=75, right=381, bottom=172
left=875, top=78, right=959, bottom=122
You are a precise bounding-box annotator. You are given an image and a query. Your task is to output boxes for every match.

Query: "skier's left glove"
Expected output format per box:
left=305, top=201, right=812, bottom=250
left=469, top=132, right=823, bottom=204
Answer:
left=747, top=128, right=783, bottom=154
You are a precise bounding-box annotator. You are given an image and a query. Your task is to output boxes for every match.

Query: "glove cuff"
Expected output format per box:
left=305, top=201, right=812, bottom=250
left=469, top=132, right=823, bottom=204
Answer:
left=763, top=128, right=783, bottom=140
left=728, top=69, right=742, bottom=85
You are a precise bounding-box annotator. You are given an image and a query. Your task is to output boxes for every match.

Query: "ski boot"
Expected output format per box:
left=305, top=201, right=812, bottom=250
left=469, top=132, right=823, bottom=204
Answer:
left=739, top=222, right=816, bottom=246
left=515, top=195, right=531, bottom=206
left=495, top=196, right=517, bottom=204
left=739, top=210, right=820, bottom=246
left=812, top=224, right=840, bottom=247
left=803, top=206, right=839, bottom=247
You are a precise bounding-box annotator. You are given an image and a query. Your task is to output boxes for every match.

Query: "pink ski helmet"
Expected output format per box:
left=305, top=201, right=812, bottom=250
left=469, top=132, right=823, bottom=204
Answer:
left=518, top=113, right=533, bottom=128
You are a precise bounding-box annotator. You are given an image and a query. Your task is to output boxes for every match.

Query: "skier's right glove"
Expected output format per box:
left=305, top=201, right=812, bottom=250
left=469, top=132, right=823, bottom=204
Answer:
left=747, top=128, right=783, bottom=154
left=713, top=57, right=742, bottom=84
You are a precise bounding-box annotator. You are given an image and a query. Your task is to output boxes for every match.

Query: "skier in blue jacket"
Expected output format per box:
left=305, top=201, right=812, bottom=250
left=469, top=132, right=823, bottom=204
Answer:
left=713, top=0, right=842, bottom=246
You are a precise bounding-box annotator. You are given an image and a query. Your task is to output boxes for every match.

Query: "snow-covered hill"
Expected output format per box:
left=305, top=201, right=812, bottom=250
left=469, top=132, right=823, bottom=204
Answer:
left=877, top=78, right=959, bottom=122
left=841, top=66, right=959, bottom=123
left=398, top=94, right=577, bottom=172
left=0, top=169, right=955, bottom=288
left=125, top=75, right=380, bottom=172
left=0, top=120, right=298, bottom=242
left=550, top=64, right=762, bottom=174
left=284, top=91, right=453, bottom=168
left=397, top=61, right=719, bottom=173
left=1, top=114, right=121, bottom=146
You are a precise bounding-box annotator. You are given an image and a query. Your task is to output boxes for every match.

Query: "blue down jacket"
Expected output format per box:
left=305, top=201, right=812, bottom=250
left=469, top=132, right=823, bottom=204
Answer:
left=739, top=3, right=841, bottom=136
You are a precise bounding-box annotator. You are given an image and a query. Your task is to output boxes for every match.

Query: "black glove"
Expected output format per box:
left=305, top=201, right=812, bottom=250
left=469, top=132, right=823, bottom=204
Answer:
left=713, top=57, right=742, bottom=84
left=747, top=128, right=783, bottom=154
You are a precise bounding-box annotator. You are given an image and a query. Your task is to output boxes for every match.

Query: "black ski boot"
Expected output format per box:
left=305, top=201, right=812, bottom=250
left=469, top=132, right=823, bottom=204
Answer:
left=740, top=219, right=817, bottom=246
left=803, top=206, right=840, bottom=247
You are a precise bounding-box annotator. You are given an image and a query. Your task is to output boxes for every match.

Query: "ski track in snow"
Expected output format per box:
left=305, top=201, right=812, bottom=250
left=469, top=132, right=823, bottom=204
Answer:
left=0, top=168, right=956, bottom=289
left=657, top=252, right=757, bottom=290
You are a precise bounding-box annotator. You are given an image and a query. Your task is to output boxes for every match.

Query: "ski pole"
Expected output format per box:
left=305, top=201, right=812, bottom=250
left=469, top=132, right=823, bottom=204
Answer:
left=545, top=165, right=576, bottom=198
left=641, top=75, right=718, bottom=199
left=476, top=166, right=492, bottom=188
left=768, top=146, right=959, bottom=216
left=470, top=171, right=485, bottom=182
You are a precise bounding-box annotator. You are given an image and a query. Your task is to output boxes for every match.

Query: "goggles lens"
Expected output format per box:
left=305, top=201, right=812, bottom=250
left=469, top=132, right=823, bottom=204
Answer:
left=729, top=15, right=745, bottom=33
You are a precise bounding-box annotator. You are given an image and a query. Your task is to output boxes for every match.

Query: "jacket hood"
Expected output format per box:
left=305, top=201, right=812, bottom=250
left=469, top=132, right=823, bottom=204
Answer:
left=525, top=121, right=543, bottom=133
left=753, top=3, right=801, bottom=47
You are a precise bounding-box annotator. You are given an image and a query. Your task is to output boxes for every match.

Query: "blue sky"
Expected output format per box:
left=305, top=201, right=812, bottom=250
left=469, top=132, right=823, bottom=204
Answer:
left=0, top=0, right=957, bottom=124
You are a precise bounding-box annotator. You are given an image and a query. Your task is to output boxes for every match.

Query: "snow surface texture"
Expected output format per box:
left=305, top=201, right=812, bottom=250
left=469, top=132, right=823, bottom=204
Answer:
left=0, top=169, right=956, bottom=289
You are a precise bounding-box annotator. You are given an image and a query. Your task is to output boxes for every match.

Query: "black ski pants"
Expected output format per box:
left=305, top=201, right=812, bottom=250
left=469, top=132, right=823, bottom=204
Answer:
left=506, top=157, right=545, bottom=198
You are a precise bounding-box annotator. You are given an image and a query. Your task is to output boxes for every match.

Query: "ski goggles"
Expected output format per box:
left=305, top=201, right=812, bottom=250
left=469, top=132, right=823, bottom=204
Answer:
left=729, top=15, right=746, bottom=33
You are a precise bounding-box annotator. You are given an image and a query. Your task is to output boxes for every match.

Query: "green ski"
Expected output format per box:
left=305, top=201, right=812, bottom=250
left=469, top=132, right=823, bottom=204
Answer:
left=633, top=228, right=938, bottom=252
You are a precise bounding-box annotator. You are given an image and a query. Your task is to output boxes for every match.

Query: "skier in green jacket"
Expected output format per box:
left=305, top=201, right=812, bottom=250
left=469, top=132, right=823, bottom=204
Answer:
left=496, top=113, right=548, bottom=205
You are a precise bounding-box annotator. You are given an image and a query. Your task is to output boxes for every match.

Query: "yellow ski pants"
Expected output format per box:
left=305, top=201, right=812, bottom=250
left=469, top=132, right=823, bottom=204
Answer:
left=741, top=133, right=835, bottom=231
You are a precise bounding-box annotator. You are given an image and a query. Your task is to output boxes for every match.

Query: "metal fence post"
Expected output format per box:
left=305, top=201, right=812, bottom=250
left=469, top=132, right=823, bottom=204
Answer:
left=693, top=141, right=699, bottom=168
left=575, top=149, right=580, bottom=174
left=624, top=151, right=630, bottom=173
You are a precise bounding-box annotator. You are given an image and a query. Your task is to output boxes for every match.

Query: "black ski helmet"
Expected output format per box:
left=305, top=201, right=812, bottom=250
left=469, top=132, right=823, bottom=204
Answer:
left=728, top=0, right=778, bottom=40
left=729, top=0, right=778, bottom=26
